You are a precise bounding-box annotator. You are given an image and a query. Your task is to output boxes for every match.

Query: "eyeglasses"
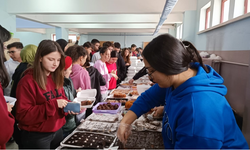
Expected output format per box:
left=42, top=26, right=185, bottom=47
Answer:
left=146, top=68, right=156, bottom=80
left=7, top=51, right=16, bottom=54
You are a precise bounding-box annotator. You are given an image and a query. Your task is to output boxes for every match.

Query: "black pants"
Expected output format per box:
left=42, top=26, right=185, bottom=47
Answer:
left=21, top=128, right=63, bottom=149
left=13, top=122, right=23, bottom=149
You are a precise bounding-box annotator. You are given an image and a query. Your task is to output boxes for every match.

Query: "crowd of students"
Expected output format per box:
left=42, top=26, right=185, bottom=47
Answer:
left=0, top=25, right=144, bottom=149
left=1, top=24, right=248, bottom=149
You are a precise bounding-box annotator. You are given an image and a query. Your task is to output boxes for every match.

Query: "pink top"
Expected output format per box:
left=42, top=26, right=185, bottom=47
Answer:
left=94, top=60, right=111, bottom=94
left=105, top=62, right=117, bottom=90
left=70, top=64, right=91, bottom=90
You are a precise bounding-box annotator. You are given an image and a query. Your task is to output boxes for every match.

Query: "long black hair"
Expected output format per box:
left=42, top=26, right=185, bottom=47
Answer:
left=0, top=25, right=11, bottom=88
left=142, top=34, right=208, bottom=75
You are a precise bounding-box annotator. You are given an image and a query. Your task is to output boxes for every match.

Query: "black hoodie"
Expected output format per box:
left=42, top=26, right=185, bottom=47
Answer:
left=85, top=66, right=106, bottom=117
left=116, top=53, right=126, bottom=84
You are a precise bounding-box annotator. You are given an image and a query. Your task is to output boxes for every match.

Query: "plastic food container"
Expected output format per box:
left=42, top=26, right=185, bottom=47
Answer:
left=92, top=102, right=121, bottom=114
left=60, top=131, right=117, bottom=149
left=4, top=96, right=17, bottom=106
left=74, top=89, right=97, bottom=108
left=137, top=85, right=151, bottom=95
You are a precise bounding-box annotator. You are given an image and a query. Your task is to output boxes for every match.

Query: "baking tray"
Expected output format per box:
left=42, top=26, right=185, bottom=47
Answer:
left=76, top=120, right=118, bottom=133
left=60, top=131, right=117, bottom=149
left=85, top=113, right=120, bottom=123
left=92, top=102, right=121, bottom=114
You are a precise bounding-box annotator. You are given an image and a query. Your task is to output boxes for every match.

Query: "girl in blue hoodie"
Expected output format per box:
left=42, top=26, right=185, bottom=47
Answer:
left=117, top=34, right=249, bottom=149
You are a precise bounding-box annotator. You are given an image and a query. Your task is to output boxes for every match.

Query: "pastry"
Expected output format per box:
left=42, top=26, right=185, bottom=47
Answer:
left=113, top=92, right=127, bottom=98
left=125, top=100, right=134, bottom=109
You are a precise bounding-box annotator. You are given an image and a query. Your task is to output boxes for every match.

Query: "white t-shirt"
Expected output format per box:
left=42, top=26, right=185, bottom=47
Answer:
left=4, top=58, right=20, bottom=96
left=91, top=52, right=101, bottom=64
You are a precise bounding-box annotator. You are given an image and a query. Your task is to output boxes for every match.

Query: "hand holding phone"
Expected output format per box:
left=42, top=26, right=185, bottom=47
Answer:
left=64, top=102, right=80, bottom=113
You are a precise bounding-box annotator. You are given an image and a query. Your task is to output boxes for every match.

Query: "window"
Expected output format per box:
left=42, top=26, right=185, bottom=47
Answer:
left=221, top=0, right=230, bottom=23
left=176, top=24, right=183, bottom=40
left=199, top=1, right=211, bottom=31
left=234, top=0, right=245, bottom=18
left=52, top=34, right=77, bottom=42
left=205, top=7, right=211, bottom=29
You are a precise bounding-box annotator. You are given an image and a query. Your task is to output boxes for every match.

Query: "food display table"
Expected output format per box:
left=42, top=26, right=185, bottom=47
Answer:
left=57, top=78, right=164, bottom=149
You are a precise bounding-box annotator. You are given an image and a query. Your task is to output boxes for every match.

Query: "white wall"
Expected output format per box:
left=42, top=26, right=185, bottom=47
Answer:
left=194, top=0, right=250, bottom=51
left=0, top=0, right=16, bottom=33
left=183, top=10, right=197, bottom=43
left=87, top=35, right=158, bottom=48
left=80, top=34, right=89, bottom=45
left=13, top=32, right=46, bottom=46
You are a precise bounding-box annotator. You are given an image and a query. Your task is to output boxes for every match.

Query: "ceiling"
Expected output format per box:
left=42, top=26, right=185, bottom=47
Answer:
left=7, top=0, right=197, bottom=35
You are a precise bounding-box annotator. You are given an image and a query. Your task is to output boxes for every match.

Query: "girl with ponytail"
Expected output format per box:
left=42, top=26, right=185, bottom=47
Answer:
left=117, top=34, right=248, bottom=149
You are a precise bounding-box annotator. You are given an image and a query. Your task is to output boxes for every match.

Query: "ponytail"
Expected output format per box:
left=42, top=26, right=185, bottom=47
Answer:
left=142, top=34, right=209, bottom=76
left=182, top=41, right=209, bottom=73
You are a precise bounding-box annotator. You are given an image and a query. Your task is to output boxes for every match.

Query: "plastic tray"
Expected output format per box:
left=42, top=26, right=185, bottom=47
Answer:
left=92, top=102, right=121, bottom=114
left=60, top=131, right=117, bottom=149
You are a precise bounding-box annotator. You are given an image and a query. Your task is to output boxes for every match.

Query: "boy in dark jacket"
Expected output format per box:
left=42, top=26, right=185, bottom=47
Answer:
left=62, top=56, right=78, bottom=137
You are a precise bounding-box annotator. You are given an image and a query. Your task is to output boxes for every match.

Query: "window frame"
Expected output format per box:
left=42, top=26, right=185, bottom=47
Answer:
left=51, top=34, right=77, bottom=42
left=244, top=0, right=248, bottom=14
left=205, top=7, right=211, bottom=29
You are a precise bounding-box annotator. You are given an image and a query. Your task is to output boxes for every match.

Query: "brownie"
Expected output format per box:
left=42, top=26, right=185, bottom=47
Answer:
left=117, top=131, right=164, bottom=149
left=63, top=132, right=115, bottom=149
left=81, top=101, right=93, bottom=106
left=97, top=102, right=119, bottom=110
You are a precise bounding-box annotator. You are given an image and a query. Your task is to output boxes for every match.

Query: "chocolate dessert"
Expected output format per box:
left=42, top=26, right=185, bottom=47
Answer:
left=63, top=132, right=115, bottom=149
left=116, top=131, right=164, bottom=149
left=97, top=102, right=119, bottom=110
left=106, top=98, right=128, bottom=105
left=81, top=100, right=93, bottom=106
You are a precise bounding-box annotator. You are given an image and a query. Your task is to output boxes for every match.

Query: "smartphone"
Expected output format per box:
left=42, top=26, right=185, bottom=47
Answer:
left=64, top=102, right=80, bottom=113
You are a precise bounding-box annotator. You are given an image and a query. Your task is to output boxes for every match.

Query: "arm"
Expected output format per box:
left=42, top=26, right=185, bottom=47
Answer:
left=118, top=84, right=166, bottom=143
left=16, top=84, right=59, bottom=125
left=0, top=87, right=14, bottom=146
left=175, top=135, right=223, bottom=149
left=94, top=62, right=112, bottom=83
left=91, top=53, right=98, bottom=64
left=77, top=70, right=91, bottom=90
left=97, top=68, right=106, bottom=86
left=129, top=83, right=166, bottom=118
left=133, top=67, right=147, bottom=80
left=75, top=40, right=79, bottom=45
left=118, top=55, right=127, bottom=81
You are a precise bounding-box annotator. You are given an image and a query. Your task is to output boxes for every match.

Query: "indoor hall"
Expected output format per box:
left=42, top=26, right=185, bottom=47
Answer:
left=1, top=0, right=250, bottom=149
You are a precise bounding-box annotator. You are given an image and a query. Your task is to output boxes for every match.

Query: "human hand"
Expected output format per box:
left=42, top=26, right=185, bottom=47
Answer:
left=80, top=107, right=86, bottom=112
left=57, top=99, right=68, bottom=108
left=77, top=35, right=80, bottom=41
left=117, top=123, right=132, bottom=145
left=152, top=106, right=164, bottom=117
left=129, top=79, right=134, bottom=84
left=111, top=70, right=117, bottom=74
left=6, top=103, right=13, bottom=112
left=111, top=73, right=118, bottom=80
left=125, top=63, right=130, bottom=66
left=68, top=110, right=79, bottom=115
left=76, top=87, right=82, bottom=93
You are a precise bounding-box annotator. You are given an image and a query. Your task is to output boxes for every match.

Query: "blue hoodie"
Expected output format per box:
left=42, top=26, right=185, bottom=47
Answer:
left=130, top=62, right=248, bottom=149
